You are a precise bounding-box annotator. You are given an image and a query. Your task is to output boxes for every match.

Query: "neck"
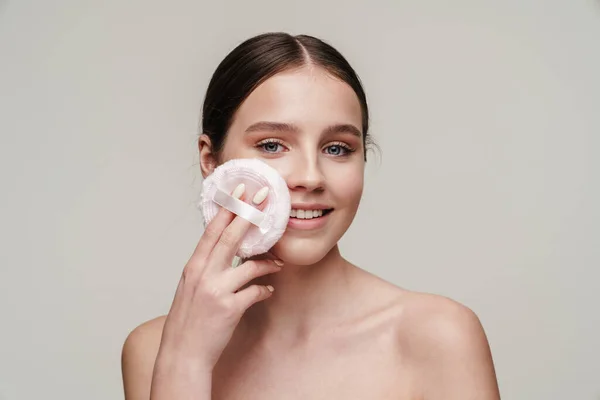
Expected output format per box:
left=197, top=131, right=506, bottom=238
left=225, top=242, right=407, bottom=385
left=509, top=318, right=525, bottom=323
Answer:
left=239, top=245, right=359, bottom=344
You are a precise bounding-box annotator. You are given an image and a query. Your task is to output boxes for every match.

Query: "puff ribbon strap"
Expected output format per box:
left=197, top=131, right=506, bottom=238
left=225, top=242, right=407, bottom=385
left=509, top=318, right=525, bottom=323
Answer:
left=212, top=188, right=268, bottom=231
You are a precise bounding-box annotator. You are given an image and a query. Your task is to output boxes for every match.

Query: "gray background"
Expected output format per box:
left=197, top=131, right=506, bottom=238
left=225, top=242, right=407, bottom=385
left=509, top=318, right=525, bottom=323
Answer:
left=0, top=0, right=598, bottom=399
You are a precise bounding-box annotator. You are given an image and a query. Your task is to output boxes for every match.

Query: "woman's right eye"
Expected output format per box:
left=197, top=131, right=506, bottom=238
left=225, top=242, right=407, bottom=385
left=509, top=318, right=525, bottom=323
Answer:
left=256, top=139, right=287, bottom=153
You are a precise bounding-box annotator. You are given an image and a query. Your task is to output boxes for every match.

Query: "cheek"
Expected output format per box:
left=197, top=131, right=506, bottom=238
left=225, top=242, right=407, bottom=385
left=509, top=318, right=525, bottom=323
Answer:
left=220, top=143, right=254, bottom=162
left=329, top=166, right=364, bottom=207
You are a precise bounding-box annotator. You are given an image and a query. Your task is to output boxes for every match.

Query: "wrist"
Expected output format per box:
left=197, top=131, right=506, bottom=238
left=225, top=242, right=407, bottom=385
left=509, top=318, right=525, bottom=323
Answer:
left=154, top=352, right=215, bottom=379
left=151, top=355, right=213, bottom=400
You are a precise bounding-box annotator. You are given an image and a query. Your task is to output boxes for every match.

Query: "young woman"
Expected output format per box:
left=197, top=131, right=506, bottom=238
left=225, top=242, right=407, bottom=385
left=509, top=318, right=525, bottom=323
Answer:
left=121, top=32, right=501, bottom=400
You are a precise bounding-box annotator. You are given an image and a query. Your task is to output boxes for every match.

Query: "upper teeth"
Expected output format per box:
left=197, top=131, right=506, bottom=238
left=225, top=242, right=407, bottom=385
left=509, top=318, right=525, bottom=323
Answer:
left=290, top=209, right=323, bottom=219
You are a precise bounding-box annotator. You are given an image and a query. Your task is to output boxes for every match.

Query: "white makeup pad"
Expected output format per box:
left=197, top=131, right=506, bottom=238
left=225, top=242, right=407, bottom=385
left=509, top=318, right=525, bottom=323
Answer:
left=198, top=158, right=291, bottom=258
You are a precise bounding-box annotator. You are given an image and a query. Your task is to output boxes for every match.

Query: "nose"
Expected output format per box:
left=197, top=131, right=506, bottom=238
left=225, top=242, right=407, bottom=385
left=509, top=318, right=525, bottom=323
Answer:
left=284, top=152, right=325, bottom=192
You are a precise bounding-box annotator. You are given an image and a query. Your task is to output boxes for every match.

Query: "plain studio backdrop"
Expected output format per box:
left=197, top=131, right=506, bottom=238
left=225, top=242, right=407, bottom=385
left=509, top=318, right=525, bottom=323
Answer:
left=0, top=0, right=599, bottom=399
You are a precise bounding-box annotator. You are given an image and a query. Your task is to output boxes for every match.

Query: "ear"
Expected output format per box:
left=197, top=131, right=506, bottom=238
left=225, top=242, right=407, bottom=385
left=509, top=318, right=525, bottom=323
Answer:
left=198, top=134, right=217, bottom=178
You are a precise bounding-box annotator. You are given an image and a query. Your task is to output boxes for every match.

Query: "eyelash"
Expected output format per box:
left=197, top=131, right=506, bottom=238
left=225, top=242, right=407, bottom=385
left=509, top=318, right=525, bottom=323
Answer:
left=255, top=138, right=287, bottom=154
left=255, top=139, right=356, bottom=156
left=326, top=141, right=356, bottom=156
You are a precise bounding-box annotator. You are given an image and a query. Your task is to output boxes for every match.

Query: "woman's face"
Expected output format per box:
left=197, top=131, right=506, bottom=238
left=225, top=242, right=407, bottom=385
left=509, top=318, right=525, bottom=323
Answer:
left=211, top=66, right=365, bottom=265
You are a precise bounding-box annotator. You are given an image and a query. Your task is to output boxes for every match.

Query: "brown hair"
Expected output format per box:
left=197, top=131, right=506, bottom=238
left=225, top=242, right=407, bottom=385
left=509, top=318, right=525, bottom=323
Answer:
left=200, top=32, right=374, bottom=160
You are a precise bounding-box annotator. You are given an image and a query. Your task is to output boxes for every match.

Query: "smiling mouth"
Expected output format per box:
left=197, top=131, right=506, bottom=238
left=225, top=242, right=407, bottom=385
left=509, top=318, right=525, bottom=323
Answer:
left=289, top=208, right=334, bottom=219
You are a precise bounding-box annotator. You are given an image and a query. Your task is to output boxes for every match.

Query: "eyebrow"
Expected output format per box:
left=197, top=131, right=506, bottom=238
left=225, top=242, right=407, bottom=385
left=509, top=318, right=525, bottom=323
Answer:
left=323, top=123, right=362, bottom=138
left=245, top=121, right=300, bottom=134
left=245, top=121, right=362, bottom=138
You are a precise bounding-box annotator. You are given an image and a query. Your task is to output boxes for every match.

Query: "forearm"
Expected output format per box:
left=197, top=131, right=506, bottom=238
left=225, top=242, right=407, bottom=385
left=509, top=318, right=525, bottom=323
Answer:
left=150, top=358, right=213, bottom=400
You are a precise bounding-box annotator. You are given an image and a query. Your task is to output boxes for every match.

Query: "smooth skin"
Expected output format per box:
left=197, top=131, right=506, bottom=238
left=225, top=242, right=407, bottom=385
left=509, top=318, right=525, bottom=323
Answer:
left=122, top=65, right=501, bottom=400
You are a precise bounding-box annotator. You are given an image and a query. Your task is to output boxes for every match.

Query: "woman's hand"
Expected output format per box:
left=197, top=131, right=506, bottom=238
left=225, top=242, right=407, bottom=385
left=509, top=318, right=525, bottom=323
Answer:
left=150, top=184, right=281, bottom=399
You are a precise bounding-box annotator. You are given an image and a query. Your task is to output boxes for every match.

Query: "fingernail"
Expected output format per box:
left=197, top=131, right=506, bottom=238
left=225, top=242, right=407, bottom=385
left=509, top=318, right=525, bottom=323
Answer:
left=266, top=285, right=275, bottom=292
left=273, top=259, right=284, bottom=267
left=252, top=186, right=269, bottom=204
left=232, top=183, right=245, bottom=199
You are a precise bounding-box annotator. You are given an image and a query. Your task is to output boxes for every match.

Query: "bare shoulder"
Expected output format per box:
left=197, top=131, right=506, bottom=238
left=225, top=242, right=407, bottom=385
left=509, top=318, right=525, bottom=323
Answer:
left=350, top=269, right=499, bottom=397
left=121, top=315, right=167, bottom=400
left=399, top=291, right=486, bottom=343
left=397, top=291, right=501, bottom=399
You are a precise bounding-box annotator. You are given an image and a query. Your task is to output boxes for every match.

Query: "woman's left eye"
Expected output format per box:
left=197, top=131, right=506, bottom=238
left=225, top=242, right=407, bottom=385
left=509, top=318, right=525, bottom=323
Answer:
left=324, top=143, right=354, bottom=156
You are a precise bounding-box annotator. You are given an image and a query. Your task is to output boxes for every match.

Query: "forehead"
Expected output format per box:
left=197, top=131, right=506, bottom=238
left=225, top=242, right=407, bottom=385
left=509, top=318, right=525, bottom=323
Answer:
left=230, top=66, right=363, bottom=133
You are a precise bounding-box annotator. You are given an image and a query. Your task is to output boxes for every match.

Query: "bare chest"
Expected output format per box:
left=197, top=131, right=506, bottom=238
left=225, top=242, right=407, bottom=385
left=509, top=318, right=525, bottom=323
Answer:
left=212, top=337, right=419, bottom=400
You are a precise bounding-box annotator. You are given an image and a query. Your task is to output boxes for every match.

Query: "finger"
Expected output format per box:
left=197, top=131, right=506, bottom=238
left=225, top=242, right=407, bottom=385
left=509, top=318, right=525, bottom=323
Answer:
left=234, top=284, right=275, bottom=311
left=188, top=183, right=247, bottom=266
left=222, top=259, right=283, bottom=293
left=207, top=186, right=270, bottom=269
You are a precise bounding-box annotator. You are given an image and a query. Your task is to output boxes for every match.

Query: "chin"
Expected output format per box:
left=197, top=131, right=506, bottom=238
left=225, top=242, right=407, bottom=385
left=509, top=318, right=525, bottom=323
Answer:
left=269, top=236, right=336, bottom=266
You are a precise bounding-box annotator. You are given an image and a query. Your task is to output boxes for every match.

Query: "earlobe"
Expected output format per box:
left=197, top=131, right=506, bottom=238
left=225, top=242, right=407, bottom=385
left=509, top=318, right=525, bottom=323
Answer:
left=198, top=134, right=217, bottom=178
